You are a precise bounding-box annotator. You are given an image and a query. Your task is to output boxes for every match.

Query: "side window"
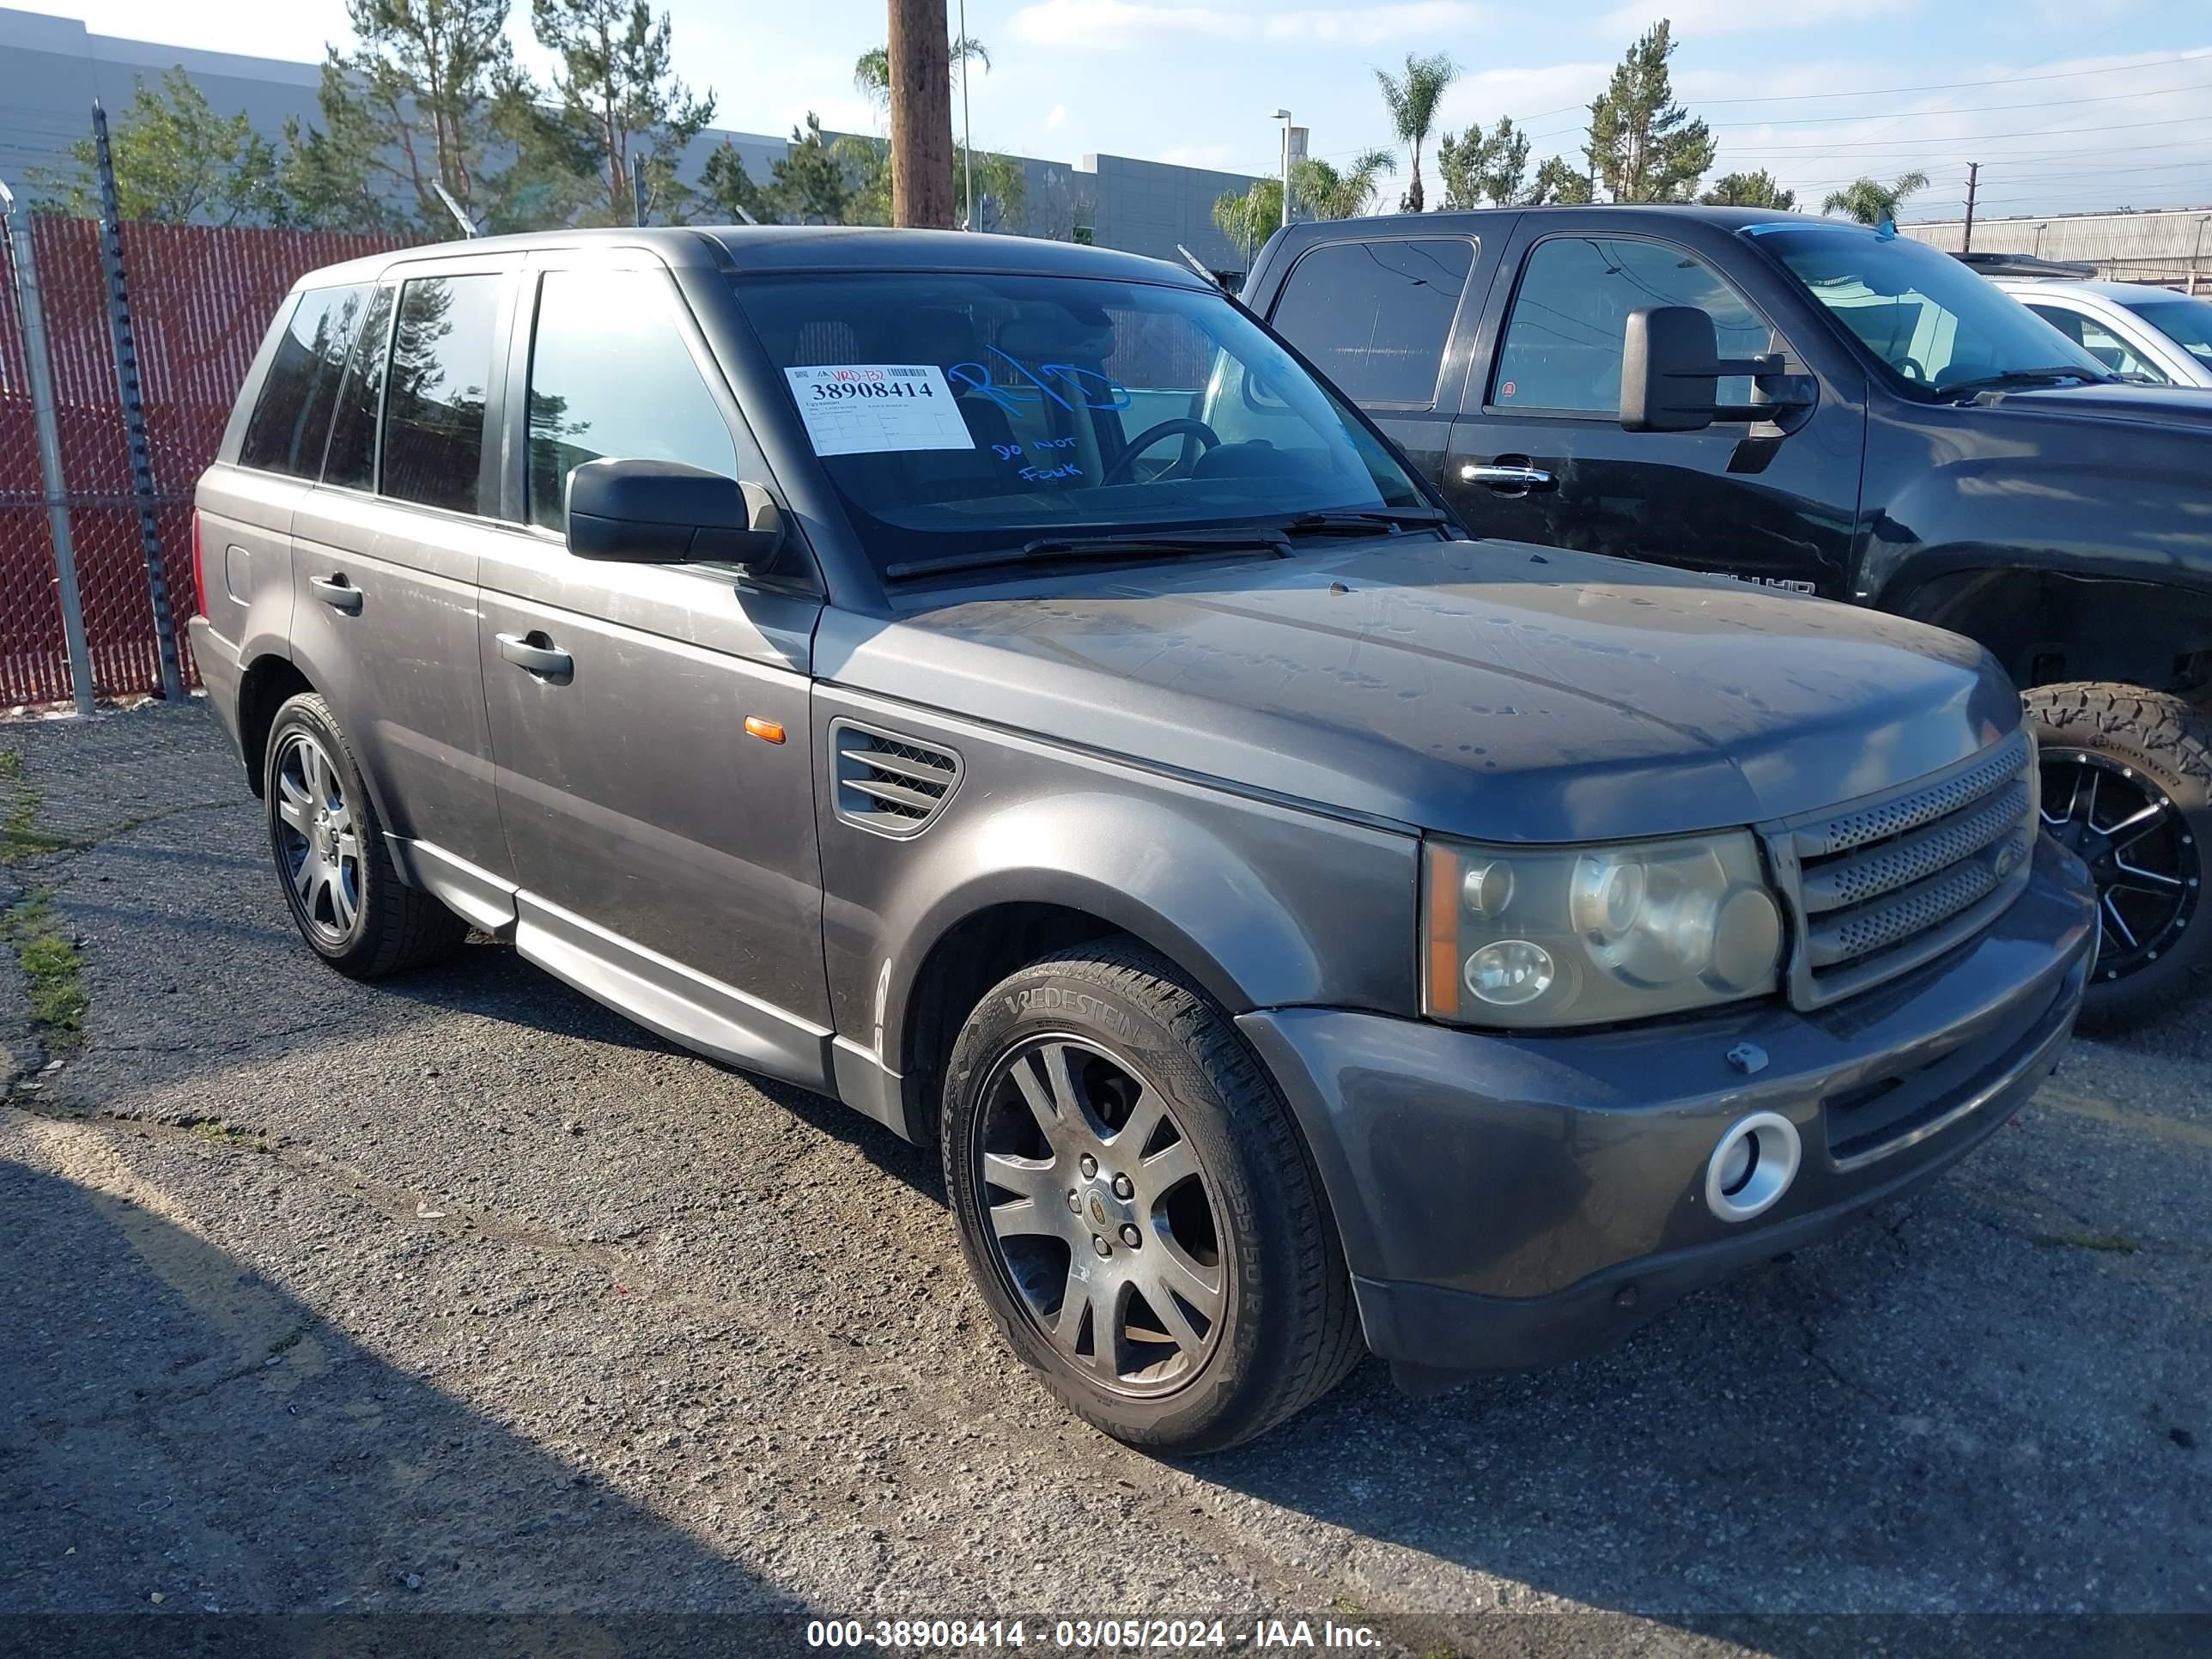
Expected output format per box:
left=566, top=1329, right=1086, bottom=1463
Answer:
left=1267, top=238, right=1475, bottom=406
left=321, top=286, right=394, bottom=490
left=526, top=268, right=738, bottom=530
left=2029, top=305, right=2168, bottom=384
left=239, top=285, right=369, bottom=476
left=380, top=273, right=503, bottom=514
left=1494, top=237, right=1772, bottom=415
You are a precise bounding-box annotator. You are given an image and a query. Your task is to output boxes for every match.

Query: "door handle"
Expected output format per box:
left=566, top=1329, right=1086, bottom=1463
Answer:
left=309, top=574, right=363, bottom=613
left=496, top=631, right=574, bottom=679
left=1460, top=462, right=1557, bottom=492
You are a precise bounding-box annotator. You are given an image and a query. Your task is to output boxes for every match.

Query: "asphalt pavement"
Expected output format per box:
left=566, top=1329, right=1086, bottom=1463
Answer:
left=1, top=702, right=2205, bottom=1658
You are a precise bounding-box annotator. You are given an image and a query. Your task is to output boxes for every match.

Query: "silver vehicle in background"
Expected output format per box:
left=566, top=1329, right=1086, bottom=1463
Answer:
left=1992, top=276, right=2212, bottom=390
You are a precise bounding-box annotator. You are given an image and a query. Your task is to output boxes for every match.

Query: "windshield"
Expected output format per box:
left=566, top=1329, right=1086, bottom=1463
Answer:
left=1747, top=223, right=2108, bottom=393
left=2133, top=295, right=2212, bottom=371
left=731, top=271, right=1427, bottom=578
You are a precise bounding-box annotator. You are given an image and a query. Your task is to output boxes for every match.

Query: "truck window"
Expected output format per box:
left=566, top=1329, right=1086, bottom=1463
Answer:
left=239, top=285, right=371, bottom=477
left=379, top=273, right=502, bottom=514
left=1493, top=238, right=1770, bottom=415
left=525, top=268, right=738, bottom=531
left=1267, top=239, right=1474, bottom=406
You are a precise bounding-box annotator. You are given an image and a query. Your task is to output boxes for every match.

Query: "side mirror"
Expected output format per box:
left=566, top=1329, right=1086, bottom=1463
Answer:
left=1620, top=306, right=1723, bottom=433
left=565, top=458, right=784, bottom=568
left=1620, top=306, right=1802, bottom=434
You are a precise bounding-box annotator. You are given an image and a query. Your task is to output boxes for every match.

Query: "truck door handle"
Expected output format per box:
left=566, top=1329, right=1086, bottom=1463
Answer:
left=1460, top=461, right=1556, bottom=492
left=309, top=574, right=363, bottom=613
left=496, top=631, right=574, bottom=679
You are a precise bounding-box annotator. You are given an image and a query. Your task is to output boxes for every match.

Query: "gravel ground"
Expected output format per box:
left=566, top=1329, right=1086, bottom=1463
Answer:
left=1, top=703, right=2206, bottom=1658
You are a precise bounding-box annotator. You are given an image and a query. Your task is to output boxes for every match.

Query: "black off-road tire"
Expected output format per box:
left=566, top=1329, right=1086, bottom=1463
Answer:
left=264, top=692, right=468, bottom=979
left=2024, top=682, right=2212, bottom=1029
left=941, top=940, right=1364, bottom=1455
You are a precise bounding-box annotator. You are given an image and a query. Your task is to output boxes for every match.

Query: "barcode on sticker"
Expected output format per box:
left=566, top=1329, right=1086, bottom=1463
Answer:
left=889, top=367, right=928, bottom=378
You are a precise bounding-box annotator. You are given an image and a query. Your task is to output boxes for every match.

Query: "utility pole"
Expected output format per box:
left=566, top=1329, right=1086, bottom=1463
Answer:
left=632, top=155, right=648, bottom=227
left=889, top=0, right=955, bottom=228
left=1275, top=110, right=1292, bottom=228
left=1962, top=161, right=1980, bottom=254
left=1, top=178, right=95, bottom=718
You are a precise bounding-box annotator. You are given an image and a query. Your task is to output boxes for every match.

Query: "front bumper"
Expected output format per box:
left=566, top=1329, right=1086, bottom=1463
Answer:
left=1237, top=833, right=2098, bottom=1376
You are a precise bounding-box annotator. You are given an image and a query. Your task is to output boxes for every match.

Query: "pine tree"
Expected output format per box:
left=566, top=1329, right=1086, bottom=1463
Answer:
left=523, top=0, right=716, bottom=225
left=1702, top=169, right=1796, bottom=210
left=1584, top=21, right=1713, bottom=204
left=1437, top=118, right=1530, bottom=209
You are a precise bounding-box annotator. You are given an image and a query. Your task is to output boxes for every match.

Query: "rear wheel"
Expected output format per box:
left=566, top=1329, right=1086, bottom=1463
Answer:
left=264, top=693, right=468, bottom=978
left=2025, top=683, right=2211, bottom=1028
left=940, top=942, right=1363, bottom=1454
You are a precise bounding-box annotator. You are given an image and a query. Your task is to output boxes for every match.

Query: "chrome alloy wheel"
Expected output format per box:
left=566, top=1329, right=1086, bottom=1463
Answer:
left=972, top=1035, right=1228, bottom=1397
left=2041, top=747, right=2201, bottom=983
left=273, top=730, right=362, bottom=944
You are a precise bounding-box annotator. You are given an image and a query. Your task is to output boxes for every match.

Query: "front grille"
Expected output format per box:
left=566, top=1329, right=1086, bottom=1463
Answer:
left=832, top=720, right=961, bottom=837
left=1776, top=730, right=2038, bottom=1007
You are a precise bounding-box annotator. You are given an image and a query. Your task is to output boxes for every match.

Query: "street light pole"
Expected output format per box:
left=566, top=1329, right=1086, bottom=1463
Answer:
left=1274, top=108, right=1291, bottom=228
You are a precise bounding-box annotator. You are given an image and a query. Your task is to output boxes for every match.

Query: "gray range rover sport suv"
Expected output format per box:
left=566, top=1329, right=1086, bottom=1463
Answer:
left=192, top=227, right=2097, bottom=1453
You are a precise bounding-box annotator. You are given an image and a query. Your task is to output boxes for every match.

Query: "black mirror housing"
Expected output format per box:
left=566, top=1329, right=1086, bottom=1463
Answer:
left=1620, top=306, right=1723, bottom=433
left=565, top=459, right=784, bottom=568
left=1620, top=306, right=1803, bottom=434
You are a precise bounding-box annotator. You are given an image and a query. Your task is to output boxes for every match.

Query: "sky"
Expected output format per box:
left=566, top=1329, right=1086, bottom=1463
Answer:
left=27, top=0, right=2212, bottom=222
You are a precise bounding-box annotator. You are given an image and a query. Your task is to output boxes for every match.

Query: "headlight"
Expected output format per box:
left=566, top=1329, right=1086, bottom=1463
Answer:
left=1423, top=831, right=1784, bottom=1029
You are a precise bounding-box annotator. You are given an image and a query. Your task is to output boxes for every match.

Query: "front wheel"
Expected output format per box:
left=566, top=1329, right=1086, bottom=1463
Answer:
left=2026, top=683, right=2211, bottom=1028
left=940, top=942, right=1363, bottom=1454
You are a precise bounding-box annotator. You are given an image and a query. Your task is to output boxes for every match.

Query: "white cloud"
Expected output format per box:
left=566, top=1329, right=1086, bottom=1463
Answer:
left=1156, top=143, right=1237, bottom=168
left=1046, top=103, right=1069, bottom=130
left=1012, top=0, right=1491, bottom=52
left=1600, top=0, right=1914, bottom=35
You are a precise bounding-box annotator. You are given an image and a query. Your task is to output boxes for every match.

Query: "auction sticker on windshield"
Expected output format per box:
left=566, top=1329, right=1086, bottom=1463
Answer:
left=784, top=365, right=976, bottom=456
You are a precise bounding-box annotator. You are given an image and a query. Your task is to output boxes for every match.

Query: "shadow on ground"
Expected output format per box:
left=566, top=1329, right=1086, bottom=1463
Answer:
left=0, top=1149, right=820, bottom=1653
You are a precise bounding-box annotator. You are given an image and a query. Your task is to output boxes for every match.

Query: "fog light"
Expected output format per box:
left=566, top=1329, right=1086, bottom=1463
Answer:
left=1705, top=1111, right=1801, bottom=1222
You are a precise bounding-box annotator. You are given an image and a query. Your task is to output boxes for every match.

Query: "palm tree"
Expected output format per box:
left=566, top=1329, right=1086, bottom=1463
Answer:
left=1212, top=179, right=1284, bottom=268
left=1821, top=169, right=1929, bottom=227
left=1374, top=52, right=1456, bottom=213
left=1291, top=149, right=1396, bottom=220
left=854, top=34, right=991, bottom=109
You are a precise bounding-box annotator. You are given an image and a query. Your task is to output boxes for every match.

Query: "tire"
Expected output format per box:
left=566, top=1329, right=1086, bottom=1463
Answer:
left=940, top=940, right=1364, bottom=1455
left=263, top=692, right=468, bottom=979
left=2024, top=682, right=2212, bottom=1029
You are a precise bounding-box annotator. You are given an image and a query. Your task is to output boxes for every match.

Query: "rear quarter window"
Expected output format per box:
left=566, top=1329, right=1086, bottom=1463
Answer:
left=239, top=285, right=371, bottom=477
left=1267, top=238, right=1476, bottom=406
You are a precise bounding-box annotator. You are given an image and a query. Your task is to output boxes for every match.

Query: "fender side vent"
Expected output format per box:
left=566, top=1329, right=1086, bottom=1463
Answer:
left=833, top=720, right=961, bottom=837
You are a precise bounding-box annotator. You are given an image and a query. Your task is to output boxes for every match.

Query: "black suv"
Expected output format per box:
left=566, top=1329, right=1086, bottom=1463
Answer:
left=1249, top=207, right=2212, bottom=1023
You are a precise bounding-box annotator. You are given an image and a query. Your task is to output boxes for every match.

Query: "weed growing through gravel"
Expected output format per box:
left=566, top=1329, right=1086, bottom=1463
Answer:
left=1, top=890, right=86, bottom=1048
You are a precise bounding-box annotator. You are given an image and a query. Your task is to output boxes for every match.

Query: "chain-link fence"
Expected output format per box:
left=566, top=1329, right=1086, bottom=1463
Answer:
left=0, top=216, right=402, bottom=709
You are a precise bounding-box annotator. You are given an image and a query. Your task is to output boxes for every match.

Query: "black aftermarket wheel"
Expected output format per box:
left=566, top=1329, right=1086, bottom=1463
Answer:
left=2026, top=683, right=2212, bottom=1028
left=940, top=942, right=1363, bottom=1454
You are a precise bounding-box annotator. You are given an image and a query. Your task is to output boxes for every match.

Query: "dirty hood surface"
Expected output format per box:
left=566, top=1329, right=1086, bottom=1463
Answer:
left=819, top=537, right=2022, bottom=842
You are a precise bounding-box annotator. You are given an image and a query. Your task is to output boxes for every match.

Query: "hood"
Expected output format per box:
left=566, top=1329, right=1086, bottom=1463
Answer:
left=817, top=538, right=2023, bottom=843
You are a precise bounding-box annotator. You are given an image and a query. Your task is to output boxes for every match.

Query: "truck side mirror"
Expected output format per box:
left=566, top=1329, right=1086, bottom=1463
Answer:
left=565, top=458, right=784, bottom=568
left=1620, top=306, right=1802, bottom=434
left=1620, top=306, right=1723, bottom=433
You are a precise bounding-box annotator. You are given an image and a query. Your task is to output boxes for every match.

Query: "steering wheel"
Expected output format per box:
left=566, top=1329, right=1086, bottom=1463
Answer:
left=1101, top=418, right=1221, bottom=484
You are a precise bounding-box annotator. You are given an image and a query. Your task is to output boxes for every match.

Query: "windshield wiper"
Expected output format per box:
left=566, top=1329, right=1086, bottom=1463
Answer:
left=883, top=527, right=1291, bottom=584
left=1283, top=507, right=1452, bottom=538
left=1942, top=367, right=2111, bottom=397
